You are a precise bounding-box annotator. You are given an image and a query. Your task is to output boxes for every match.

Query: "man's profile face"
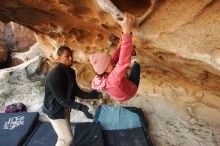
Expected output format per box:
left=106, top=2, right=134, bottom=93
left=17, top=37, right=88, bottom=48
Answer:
left=59, top=50, right=73, bottom=66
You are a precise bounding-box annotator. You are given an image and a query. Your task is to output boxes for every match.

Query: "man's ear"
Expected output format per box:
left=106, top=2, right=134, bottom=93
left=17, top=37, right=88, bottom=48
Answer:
left=54, top=55, right=60, bottom=63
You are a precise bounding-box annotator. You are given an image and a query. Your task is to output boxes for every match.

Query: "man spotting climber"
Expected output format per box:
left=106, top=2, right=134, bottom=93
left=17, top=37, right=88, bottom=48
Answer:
left=42, top=46, right=102, bottom=146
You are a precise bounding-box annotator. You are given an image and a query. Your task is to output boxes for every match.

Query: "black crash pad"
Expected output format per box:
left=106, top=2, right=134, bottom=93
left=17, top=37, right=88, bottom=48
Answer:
left=0, top=112, right=39, bottom=146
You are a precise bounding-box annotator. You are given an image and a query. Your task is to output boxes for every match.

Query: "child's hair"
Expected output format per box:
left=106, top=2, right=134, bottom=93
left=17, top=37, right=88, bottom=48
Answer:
left=97, top=72, right=106, bottom=78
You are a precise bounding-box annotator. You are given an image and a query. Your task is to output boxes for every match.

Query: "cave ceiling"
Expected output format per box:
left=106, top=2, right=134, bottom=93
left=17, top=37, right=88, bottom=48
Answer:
left=0, top=0, right=220, bottom=92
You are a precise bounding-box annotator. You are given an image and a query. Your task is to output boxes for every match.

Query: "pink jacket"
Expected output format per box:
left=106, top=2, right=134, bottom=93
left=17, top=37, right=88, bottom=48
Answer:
left=91, top=34, right=137, bottom=101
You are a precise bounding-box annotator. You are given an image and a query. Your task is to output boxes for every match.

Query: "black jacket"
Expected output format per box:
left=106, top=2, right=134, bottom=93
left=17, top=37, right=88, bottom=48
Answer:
left=42, top=63, right=94, bottom=119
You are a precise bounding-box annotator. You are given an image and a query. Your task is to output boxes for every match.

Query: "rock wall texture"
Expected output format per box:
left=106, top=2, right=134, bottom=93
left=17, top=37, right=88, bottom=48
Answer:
left=1, top=0, right=219, bottom=91
left=0, top=0, right=220, bottom=145
left=0, top=21, right=36, bottom=67
left=0, top=56, right=47, bottom=114
left=0, top=42, right=8, bottom=66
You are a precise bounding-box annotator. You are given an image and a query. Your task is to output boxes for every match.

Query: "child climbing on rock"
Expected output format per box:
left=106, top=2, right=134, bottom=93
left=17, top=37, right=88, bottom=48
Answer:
left=89, top=13, right=140, bottom=101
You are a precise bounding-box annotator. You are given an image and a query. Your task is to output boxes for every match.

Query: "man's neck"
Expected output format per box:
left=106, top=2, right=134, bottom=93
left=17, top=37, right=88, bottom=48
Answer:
left=59, top=63, right=71, bottom=68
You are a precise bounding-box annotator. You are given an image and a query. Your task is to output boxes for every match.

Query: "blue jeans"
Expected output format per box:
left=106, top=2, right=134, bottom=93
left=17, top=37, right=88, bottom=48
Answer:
left=128, top=63, right=140, bottom=87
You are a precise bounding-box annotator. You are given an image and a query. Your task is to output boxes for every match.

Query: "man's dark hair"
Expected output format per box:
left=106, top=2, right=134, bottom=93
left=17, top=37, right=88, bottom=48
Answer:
left=57, top=46, right=72, bottom=56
